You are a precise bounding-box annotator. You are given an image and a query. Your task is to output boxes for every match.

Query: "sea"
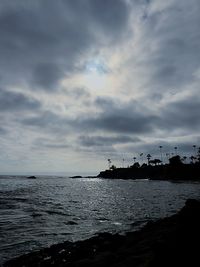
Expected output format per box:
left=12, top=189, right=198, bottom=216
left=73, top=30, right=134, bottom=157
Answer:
left=0, top=175, right=200, bottom=265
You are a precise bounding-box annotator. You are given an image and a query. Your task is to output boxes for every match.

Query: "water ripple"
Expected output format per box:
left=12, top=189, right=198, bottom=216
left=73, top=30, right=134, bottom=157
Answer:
left=0, top=176, right=200, bottom=265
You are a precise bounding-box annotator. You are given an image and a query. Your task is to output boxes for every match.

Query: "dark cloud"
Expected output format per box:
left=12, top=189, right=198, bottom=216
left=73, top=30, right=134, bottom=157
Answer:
left=33, top=137, right=70, bottom=149
left=79, top=135, right=141, bottom=147
left=0, top=0, right=130, bottom=90
left=160, top=97, right=200, bottom=132
left=31, top=63, right=64, bottom=90
left=17, top=96, right=154, bottom=136
left=130, top=0, right=200, bottom=93
left=20, top=96, right=158, bottom=135
left=88, top=0, right=129, bottom=38
left=0, top=89, right=41, bottom=112
left=77, top=95, right=200, bottom=137
left=0, top=126, right=7, bottom=135
left=19, top=93, right=200, bottom=143
left=21, top=111, right=67, bottom=129
left=80, top=97, right=158, bottom=134
left=83, top=114, right=156, bottom=134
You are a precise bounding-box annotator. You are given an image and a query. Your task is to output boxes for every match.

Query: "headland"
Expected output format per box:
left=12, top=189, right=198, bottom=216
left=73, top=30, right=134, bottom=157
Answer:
left=97, top=155, right=200, bottom=181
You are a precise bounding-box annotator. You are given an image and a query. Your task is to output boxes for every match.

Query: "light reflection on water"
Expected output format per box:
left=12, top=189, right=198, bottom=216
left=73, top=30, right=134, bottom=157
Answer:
left=0, top=176, right=200, bottom=264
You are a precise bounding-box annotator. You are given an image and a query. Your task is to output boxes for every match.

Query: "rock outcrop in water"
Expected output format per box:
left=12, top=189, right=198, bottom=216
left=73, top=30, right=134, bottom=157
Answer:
left=3, top=199, right=200, bottom=267
left=27, top=176, right=37, bottom=179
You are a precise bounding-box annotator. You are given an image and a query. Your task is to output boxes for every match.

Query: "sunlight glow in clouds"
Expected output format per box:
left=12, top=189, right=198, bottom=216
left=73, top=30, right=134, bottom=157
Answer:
left=83, top=59, right=110, bottom=91
left=0, top=0, right=199, bottom=173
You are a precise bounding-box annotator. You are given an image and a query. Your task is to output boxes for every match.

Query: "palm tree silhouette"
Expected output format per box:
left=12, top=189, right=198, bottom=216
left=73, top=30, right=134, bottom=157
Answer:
left=107, top=159, right=111, bottom=169
left=147, top=154, right=152, bottom=165
left=159, top=146, right=163, bottom=163
left=197, top=147, right=200, bottom=162
left=190, top=156, right=196, bottom=164
left=182, top=156, right=187, bottom=163
left=139, top=153, right=143, bottom=164
left=193, top=145, right=196, bottom=156
left=122, top=158, right=125, bottom=168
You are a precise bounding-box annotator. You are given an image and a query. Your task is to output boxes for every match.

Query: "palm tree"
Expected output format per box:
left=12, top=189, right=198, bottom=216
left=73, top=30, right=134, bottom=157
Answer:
left=174, top=147, right=178, bottom=155
left=139, top=153, right=143, bottom=164
left=147, top=154, right=152, bottom=165
left=193, top=145, right=196, bottom=156
left=159, top=146, right=163, bottom=163
left=133, top=157, right=137, bottom=163
left=166, top=153, right=170, bottom=161
left=198, top=147, right=200, bottom=163
left=122, top=158, right=125, bottom=168
left=149, top=159, right=162, bottom=166
left=181, top=156, right=187, bottom=163
left=107, top=159, right=111, bottom=169
left=190, top=156, right=196, bottom=164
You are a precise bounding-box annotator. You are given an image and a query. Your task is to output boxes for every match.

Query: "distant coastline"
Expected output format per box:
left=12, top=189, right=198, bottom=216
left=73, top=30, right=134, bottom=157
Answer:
left=97, top=155, right=200, bottom=181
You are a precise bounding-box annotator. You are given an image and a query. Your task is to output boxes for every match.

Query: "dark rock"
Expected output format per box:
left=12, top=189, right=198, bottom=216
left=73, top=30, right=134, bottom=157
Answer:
left=69, top=176, right=82, bottom=178
left=65, top=221, right=78, bottom=225
left=84, top=176, right=97, bottom=178
left=27, top=176, right=36, bottom=179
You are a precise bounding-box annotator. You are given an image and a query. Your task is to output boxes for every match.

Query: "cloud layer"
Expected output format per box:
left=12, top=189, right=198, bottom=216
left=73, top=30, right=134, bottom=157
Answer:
left=0, top=0, right=130, bottom=90
left=0, top=0, right=199, bottom=173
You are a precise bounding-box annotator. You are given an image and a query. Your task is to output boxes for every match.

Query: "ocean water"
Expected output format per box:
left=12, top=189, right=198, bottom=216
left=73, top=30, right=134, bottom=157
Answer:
left=0, top=176, right=200, bottom=265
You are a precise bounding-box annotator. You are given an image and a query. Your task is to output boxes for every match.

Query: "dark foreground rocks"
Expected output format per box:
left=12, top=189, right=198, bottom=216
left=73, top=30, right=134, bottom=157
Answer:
left=3, top=199, right=200, bottom=267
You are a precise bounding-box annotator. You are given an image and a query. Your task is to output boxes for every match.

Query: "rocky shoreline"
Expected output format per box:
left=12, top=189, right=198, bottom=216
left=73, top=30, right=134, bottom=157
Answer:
left=3, top=199, right=200, bottom=267
left=97, top=163, right=200, bottom=180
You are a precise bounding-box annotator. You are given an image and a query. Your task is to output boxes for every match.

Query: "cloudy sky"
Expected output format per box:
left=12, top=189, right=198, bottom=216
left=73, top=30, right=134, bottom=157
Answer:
left=0, top=0, right=199, bottom=174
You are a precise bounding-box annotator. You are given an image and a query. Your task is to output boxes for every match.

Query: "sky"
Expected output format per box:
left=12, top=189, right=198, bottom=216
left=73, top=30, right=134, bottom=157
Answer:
left=0, top=0, right=200, bottom=174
